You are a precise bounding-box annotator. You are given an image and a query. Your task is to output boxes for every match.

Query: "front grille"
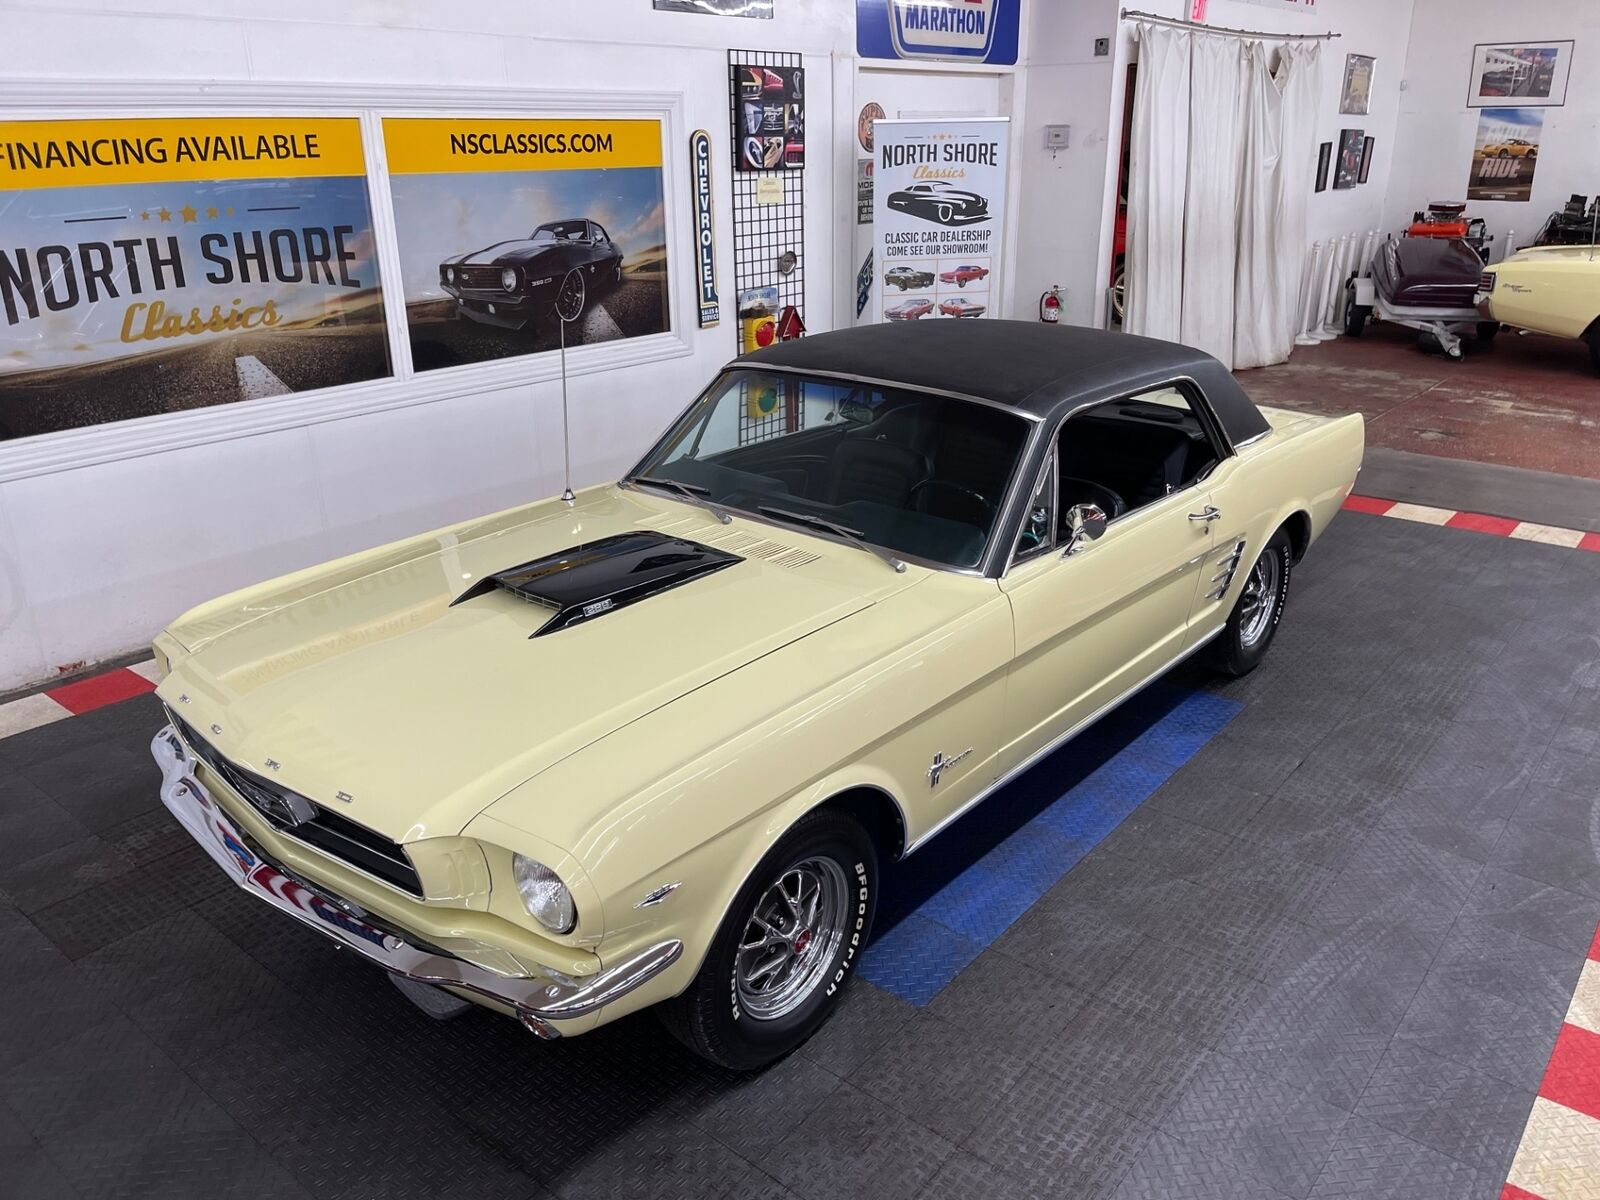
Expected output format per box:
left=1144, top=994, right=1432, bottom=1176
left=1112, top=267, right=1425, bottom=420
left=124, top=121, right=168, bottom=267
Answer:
left=170, top=714, right=423, bottom=897
left=455, top=265, right=508, bottom=291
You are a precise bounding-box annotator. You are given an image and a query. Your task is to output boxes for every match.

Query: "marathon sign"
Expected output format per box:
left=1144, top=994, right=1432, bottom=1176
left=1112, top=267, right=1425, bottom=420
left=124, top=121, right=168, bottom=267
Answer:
left=689, top=129, right=719, bottom=328
left=857, top=0, right=1019, bottom=65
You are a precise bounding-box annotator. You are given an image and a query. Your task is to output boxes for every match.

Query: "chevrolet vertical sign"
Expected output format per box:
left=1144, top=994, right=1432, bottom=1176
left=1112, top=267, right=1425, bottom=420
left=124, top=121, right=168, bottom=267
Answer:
left=857, top=0, right=1019, bottom=65
left=690, top=129, right=719, bottom=328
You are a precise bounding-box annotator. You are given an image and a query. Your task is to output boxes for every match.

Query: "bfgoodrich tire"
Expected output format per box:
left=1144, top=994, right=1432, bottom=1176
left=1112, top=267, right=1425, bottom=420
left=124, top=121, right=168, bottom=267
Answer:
left=1206, top=529, right=1292, bottom=678
left=658, top=807, right=877, bottom=1071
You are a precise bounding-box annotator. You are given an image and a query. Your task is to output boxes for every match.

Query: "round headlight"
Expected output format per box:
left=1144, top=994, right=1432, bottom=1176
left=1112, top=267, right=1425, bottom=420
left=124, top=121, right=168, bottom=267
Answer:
left=513, top=854, right=575, bottom=933
left=501, top=267, right=519, bottom=292
left=445, top=266, right=455, bottom=283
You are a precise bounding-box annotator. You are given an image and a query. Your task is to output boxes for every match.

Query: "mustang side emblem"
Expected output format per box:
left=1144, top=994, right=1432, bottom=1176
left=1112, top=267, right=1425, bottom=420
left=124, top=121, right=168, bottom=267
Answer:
left=263, top=758, right=281, bottom=772
left=927, top=747, right=973, bottom=787
left=333, top=790, right=355, bottom=804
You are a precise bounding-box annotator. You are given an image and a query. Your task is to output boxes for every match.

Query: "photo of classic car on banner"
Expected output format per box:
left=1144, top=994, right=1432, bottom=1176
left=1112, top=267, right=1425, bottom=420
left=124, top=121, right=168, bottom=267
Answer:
left=147, top=321, right=1363, bottom=1070
left=939, top=262, right=990, bottom=287
left=885, top=297, right=936, bottom=321
left=389, top=164, right=669, bottom=372
left=884, top=265, right=936, bottom=291
left=439, top=219, right=624, bottom=333
left=939, top=296, right=987, bottom=318
left=885, top=180, right=990, bottom=226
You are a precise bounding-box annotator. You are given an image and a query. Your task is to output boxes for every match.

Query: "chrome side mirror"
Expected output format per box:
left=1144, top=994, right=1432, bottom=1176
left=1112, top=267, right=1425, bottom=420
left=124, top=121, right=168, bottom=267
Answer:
left=1062, top=503, right=1108, bottom=557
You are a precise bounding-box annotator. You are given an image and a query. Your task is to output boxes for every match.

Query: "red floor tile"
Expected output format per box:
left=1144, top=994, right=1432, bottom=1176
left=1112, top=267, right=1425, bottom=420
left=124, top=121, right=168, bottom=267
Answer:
left=1447, top=511, right=1521, bottom=536
left=1539, top=1022, right=1600, bottom=1124
left=1342, top=495, right=1397, bottom=516
left=45, top=667, right=156, bottom=715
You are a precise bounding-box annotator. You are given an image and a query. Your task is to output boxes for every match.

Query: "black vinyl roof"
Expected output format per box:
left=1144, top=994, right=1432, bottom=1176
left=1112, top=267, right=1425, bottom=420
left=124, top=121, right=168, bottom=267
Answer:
left=735, top=321, right=1271, bottom=446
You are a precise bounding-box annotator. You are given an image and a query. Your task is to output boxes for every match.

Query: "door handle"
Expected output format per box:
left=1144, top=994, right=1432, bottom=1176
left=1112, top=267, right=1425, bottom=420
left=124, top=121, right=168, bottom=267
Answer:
left=1189, top=506, right=1222, bottom=523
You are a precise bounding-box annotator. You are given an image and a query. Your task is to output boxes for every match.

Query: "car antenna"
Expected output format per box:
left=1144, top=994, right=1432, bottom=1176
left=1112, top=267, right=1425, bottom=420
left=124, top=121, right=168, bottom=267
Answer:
left=553, top=271, right=584, bottom=504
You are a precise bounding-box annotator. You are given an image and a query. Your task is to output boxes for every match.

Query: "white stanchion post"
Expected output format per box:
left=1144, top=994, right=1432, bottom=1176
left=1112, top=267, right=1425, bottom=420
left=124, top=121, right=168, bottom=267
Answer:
left=1324, top=235, right=1356, bottom=336
left=1295, top=241, right=1325, bottom=347
left=1313, top=235, right=1345, bottom=340
left=1500, top=230, right=1515, bottom=262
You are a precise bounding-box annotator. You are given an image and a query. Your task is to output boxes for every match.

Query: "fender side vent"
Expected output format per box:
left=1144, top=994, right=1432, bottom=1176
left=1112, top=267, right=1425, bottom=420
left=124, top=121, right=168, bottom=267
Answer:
left=452, top=531, right=741, bottom=636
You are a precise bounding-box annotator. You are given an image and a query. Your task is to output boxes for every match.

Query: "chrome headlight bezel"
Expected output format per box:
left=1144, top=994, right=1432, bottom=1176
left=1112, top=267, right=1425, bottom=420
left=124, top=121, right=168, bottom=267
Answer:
left=512, top=853, right=576, bottom=934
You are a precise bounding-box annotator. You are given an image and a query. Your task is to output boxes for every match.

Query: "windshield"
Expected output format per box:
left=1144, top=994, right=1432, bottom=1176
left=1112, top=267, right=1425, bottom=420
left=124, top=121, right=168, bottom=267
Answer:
left=531, top=222, right=588, bottom=243
left=627, top=369, right=1032, bottom=570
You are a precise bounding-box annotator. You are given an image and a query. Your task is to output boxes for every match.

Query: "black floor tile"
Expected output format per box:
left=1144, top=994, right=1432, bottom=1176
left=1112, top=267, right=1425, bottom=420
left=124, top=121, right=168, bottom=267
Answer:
left=761, top=1082, right=952, bottom=1200
left=1305, top=1116, right=1483, bottom=1199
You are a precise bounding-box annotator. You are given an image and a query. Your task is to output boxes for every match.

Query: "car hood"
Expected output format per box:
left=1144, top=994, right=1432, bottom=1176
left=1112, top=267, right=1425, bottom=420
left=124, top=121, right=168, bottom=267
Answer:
left=157, top=488, right=924, bottom=844
left=450, top=240, right=562, bottom=267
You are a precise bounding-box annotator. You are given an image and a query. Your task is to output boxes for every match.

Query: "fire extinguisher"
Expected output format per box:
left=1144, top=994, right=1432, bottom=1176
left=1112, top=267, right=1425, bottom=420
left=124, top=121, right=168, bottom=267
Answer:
left=1039, top=285, right=1062, bottom=323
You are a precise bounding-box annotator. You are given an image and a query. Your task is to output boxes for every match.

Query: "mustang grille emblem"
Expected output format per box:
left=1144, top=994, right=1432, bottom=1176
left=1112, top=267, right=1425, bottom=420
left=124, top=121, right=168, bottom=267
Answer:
left=927, top=747, right=973, bottom=788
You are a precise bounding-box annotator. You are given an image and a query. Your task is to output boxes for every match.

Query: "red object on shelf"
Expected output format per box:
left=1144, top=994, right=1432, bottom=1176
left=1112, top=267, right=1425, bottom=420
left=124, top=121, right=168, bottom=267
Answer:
left=776, top=305, right=805, bottom=341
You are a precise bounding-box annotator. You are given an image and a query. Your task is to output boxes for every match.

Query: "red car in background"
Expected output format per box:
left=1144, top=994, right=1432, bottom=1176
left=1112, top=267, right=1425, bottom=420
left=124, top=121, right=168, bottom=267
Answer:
left=885, top=298, right=935, bottom=321
left=939, top=297, right=986, bottom=318
left=938, top=263, right=989, bottom=287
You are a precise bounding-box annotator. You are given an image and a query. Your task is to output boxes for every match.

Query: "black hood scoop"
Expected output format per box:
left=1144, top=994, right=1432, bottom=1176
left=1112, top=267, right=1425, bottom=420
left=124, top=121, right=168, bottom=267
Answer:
left=451, top=531, right=742, bottom=637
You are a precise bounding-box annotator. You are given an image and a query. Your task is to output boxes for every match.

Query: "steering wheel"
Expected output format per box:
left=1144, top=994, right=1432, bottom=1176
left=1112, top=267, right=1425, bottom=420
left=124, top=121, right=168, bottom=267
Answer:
left=1057, top=477, right=1126, bottom=521
left=907, top=478, right=993, bottom=525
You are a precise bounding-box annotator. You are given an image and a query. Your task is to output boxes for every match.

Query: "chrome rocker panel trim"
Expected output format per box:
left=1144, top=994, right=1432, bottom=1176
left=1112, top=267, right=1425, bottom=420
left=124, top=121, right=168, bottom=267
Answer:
left=151, top=725, right=681, bottom=1039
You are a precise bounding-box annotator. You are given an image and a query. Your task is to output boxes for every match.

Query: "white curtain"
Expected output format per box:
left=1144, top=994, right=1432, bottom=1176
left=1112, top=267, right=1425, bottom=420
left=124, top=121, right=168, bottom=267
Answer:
left=1180, top=35, right=1246, bottom=364
left=1233, top=39, right=1322, bottom=368
left=1124, top=22, right=1190, bottom=343
left=1232, top=41, right=1282, bottom=370
left=1124, top=26, right=1323, bottom=370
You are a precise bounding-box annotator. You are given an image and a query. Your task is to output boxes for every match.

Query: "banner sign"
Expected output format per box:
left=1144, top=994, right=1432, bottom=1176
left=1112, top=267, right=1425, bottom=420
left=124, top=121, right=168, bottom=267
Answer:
left=382, top=117, right=670, bottom=373
left=0, top=117, right=389, bottom=441
left=857, top=1, right=1019, bottom=66
left=689, top=129, right=719, bottom=327
left=872, top=118, right=1007, bottom=324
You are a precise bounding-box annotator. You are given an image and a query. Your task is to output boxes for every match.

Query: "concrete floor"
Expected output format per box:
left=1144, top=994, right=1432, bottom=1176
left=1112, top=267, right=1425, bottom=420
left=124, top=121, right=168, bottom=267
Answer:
left=1236, top=323, right=1600, bottom=483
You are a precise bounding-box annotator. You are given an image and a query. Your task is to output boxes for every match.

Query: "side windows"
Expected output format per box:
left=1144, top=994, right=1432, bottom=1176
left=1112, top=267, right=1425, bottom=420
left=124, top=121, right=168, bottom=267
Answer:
left=1055, top=384, right=1225, bottom=521
left=1014, top=451, right=1057, bottom=562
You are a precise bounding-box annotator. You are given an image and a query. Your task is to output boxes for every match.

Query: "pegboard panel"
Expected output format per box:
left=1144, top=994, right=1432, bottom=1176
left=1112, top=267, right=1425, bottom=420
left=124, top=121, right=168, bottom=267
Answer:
left=728, top=48, right=805, bottom=445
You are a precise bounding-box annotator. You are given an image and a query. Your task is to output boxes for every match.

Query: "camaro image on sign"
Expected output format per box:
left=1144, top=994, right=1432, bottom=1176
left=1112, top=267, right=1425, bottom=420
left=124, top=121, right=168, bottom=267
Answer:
left=886, top=181, right=989, bottom=226
left=884, top=265, right=935, bottom=290
left=382, top=117, right=670, bottom=373
left=147, top=321, right=1362, bottom=1070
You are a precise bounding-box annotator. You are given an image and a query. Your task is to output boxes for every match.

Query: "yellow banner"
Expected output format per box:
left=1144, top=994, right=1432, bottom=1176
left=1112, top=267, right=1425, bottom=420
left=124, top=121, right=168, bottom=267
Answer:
left=383, top=118, right=663, bottom=175
left=0, top=118, right=367, bottom=191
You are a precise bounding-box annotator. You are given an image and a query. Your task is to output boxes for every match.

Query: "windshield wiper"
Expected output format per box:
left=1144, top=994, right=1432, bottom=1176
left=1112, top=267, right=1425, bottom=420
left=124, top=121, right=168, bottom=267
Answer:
left=757, top=506, right=907, bottom=574
left=627, top=475, right=732, bottom=524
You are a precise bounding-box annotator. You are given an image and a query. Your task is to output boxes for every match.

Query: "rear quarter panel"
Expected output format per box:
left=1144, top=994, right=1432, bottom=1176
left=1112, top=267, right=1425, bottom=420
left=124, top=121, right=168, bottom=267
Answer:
left=1490, top=256, right=1600, bottom=339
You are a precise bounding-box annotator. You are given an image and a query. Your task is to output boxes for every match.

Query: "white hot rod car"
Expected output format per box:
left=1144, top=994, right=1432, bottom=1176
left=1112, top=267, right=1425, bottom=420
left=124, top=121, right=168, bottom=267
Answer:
left=150, top=323, right=1364, bottom=1069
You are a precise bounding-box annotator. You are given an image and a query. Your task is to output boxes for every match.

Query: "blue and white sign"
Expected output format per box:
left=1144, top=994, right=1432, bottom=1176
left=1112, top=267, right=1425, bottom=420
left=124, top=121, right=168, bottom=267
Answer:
left=857, top=0, right=1019, bottom=66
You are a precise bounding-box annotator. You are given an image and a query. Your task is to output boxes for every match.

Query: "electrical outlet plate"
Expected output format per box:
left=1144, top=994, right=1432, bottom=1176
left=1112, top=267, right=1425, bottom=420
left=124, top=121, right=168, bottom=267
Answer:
left=1044, top=125, right=1070, bottom=150
left=1093, top=37, right=1110, bottom=56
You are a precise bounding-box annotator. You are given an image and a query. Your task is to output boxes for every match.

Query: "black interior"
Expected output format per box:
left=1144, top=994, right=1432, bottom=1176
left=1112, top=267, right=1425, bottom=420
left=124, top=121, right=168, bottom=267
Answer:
left=1055, top=397, right=1219, bottom=530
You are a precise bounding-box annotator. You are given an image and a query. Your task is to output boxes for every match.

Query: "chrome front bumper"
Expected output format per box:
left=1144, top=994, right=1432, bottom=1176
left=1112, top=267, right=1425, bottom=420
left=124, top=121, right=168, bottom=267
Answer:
left=151, top=725, right=681, bottom=1038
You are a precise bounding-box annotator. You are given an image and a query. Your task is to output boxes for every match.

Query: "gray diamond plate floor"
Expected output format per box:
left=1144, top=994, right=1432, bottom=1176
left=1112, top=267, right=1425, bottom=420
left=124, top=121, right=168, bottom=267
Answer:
left=3, top=509, right=1599, bottom=1199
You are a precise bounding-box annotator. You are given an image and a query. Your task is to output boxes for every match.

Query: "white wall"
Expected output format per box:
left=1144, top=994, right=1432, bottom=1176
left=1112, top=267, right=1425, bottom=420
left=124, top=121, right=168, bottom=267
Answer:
left=1387, top=0, right=1600, bottom=253
left=0, top=0, right=856, bottom=690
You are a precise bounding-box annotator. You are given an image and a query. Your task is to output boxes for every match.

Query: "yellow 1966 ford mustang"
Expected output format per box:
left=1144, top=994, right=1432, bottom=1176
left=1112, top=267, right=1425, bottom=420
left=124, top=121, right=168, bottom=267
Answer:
left=150, top=322, right=1363, bottom=1069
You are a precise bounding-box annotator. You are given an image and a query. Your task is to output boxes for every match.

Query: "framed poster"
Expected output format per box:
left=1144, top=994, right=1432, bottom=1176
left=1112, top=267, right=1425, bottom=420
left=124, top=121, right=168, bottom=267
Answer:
left=1332, top=128, right=1363, bottom=190
left=0, top=117, right=389, bottom=442
left=1358, top=136, right=1375, bottom=184
left=872, top=117, right=1008, bottom=324
left=1467, top=41, right=1573, bottom=107
left=1467, top=108, right=1543, bottom=201
left=654, top=0, right=772, bottom=16
left=734, top=63, right=804, bottom=171
left=1339, top=54, right=1375, bottom=116
left=1315, top=141, right=1332, bottom=193
left=382, top=118, right=670, bottom=373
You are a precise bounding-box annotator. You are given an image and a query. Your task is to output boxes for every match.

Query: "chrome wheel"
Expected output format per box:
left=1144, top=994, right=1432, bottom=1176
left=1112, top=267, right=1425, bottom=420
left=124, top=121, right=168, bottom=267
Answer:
left=556, top=269, right=585, bottom=320
left=735, top=857, right=849, bottom=1021
left=1238, top=551, right=1280, bottom=648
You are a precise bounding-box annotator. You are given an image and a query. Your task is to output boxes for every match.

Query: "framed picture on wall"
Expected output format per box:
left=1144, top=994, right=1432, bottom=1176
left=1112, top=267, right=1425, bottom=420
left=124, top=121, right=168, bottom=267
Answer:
left=1358, top=136, right=1375, bottom=184
left=1315, top=141, right=1332, bottom=193
left=1339, top=54, right=1375, bottom=116
left=1467, top=41, right=1574, bottom=107
left=1333, top=128, right=1363, bottom=190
